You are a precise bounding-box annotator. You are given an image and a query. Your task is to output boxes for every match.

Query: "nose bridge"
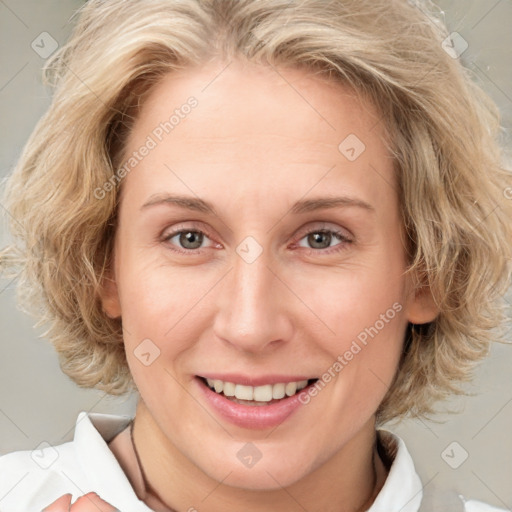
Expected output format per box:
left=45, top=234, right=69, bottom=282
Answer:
left=213, top=244, right=291, bottom=352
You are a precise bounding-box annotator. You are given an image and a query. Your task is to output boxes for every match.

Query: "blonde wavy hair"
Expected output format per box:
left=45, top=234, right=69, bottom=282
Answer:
left=1, top=0, right=511, bottom=424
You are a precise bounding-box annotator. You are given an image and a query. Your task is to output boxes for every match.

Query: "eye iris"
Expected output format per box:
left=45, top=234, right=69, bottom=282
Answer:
left=308, top=232, right=331, bottom=249
left=180, top=231, right=203, bottom=249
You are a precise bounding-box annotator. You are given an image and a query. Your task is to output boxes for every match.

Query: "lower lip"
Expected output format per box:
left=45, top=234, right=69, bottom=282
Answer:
left=195, top=377, right=314, bottom=430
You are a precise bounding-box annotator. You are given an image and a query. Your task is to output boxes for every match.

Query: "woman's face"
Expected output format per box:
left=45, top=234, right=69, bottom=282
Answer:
left=101, top=59, right=436, bottom=489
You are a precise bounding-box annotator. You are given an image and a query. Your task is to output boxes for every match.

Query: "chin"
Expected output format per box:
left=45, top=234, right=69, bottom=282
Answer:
left=200, top=450, right=312, bottom=491
left=217, top=468, right=303, bottom=491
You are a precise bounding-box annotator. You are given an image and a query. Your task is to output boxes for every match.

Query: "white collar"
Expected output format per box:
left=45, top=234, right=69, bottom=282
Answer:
left=74, top=411, right=153, bottom=511
left=76, top=412, right=423, bottom=511
left=368, top=430, right=423, bottom=511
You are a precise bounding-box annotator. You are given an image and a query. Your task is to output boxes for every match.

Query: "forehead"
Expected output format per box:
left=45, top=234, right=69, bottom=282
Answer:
left=130, top=59, right=385, bottom=147
left=120, top=59, right=396, bottom=211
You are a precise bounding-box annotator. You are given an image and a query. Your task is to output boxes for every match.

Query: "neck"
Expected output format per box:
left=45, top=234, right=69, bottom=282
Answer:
left=132, top=399, right=388, bottom=512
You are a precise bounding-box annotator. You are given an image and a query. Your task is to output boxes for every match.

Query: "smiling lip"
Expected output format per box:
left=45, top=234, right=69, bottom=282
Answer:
left=195, top=376, right=318, bottom=429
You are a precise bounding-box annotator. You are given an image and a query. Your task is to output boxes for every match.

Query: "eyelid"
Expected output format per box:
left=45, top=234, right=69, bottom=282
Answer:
left=293, top=221, right=354, bottom=242
left=162, top=221, right=214, bottom=239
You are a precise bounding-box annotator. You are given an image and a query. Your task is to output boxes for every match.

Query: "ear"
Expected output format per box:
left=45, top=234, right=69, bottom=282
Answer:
left=405, top=282, right=439, bottom=325
left=99, top=267, right=122, bottom=319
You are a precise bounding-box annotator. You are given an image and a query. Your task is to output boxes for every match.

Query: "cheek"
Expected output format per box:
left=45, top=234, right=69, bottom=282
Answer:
left=117, top=254, right=222, bottom=389
left=117, top=248, right=204, bottom=335
left=118, top=265, right=197, bottom=398
left=290, top=241, right=408, bottom=385
left=294, top=260, right=406, bottom=346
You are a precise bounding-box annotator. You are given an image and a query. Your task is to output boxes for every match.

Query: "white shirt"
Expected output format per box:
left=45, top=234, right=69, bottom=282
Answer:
left=0, top=411, right=507, bottom=511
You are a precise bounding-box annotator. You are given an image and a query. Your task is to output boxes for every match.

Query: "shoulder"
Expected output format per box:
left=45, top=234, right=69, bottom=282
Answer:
left=375, top=430, right=509, bottom=512
left=0, top=439, right=85, bottom=511
left=0, top=411, right=134, bottom=511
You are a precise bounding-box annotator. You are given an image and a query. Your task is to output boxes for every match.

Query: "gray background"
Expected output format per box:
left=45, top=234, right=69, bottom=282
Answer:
left=0, top=0, right=511, bottom=508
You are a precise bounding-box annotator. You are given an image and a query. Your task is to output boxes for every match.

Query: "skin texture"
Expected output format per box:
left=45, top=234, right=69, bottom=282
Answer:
left=100, top=58, right=438, bottom=512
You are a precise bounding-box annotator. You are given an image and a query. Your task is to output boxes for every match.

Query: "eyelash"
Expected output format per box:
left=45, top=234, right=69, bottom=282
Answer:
left=161, top=223, right=353, bottom=256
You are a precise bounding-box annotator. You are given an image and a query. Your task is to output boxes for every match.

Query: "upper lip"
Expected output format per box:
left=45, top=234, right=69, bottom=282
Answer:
left=198, top=374, right=317, bottom=387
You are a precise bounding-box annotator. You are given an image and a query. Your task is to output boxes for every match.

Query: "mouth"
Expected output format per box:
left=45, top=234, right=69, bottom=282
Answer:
left=198, top=376, right=319, bottom=406
left=195, top=374, right=321, bottom=429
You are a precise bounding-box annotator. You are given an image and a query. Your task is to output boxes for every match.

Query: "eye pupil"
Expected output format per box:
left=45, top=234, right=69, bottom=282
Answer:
left=308, top=232, right=331, bottom=249
left=180, top=231, right=203, bottom=249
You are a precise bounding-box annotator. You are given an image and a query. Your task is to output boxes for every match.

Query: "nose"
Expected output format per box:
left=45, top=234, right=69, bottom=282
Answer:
left=212, top=245, right=293, bottom=354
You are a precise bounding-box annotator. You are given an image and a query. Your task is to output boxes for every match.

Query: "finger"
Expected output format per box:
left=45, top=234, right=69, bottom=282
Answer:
left=70, top=492, right=118, bottom=512
left=41, top=493, right=72, bottom=512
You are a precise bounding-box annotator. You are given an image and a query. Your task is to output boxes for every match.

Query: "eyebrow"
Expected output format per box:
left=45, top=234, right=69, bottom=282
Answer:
left=140, top=194, right=375, bottom=215
left=141, top=194, right=217, bottom=214
left=290, top=196, right=374, bottom=214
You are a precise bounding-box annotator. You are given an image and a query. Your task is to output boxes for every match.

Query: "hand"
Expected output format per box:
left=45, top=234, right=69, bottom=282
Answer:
left=42, top=492, right=118, bottom=511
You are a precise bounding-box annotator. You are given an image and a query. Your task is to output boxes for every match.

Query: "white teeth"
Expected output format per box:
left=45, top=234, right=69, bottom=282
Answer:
left=234, top=384, right=253, bottom=400
left=296, top=380, right=308, bottom=390
left=272, top=383, right=286, bottom=399
left=253, top=384, right=273, bottom=402
left=205, top=378, right=312, bottom=402
left=285, top=382, right=297, bottom=396
left=223, top=381, right=236, bottom=397
left=213, top=379, right=223, bottom=393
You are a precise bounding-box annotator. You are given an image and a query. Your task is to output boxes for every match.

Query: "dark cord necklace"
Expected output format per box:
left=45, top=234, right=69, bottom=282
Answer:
left=130, top=421, right=177, bottom=512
